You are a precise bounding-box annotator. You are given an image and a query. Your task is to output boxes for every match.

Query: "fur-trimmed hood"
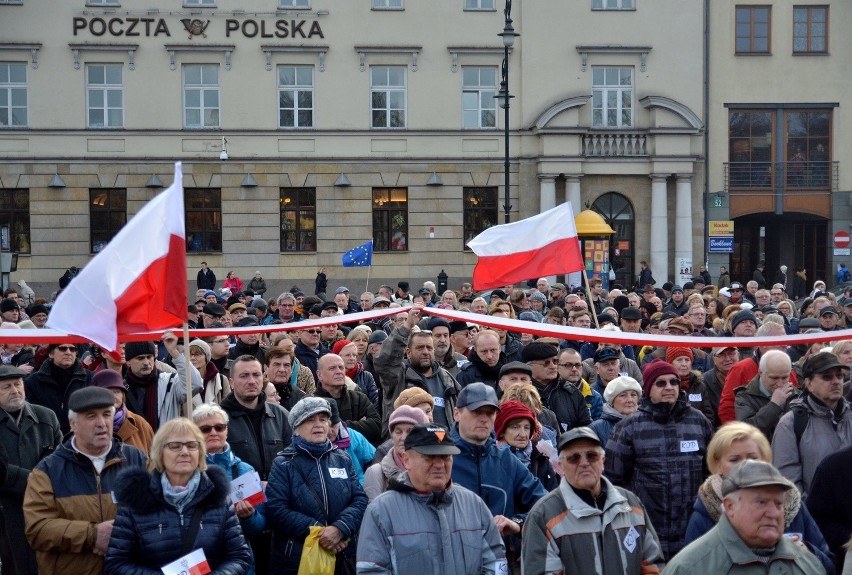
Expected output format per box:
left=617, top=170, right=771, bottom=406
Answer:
left=114, top=464, right=231, bottom=513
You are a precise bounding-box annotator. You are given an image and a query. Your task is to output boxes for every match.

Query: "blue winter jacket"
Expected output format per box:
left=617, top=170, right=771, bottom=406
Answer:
left=106, top=466, right=251, bottom=575
left=206, top=444, right=267, bottom=536
left=337, top=426, right=376, bottom=484
left=450, top=425, right=547, bottom=522
left=265, top=438, right=368, bottom=575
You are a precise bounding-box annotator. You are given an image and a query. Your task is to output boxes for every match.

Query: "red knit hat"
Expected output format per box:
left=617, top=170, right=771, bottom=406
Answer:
left=494, top=401, right=537, bottom=440
left=641, top=359, right=679, bottom=396
left=332, top=339, right=353, bottom=356
left=665, top=346, right=694, bottom=364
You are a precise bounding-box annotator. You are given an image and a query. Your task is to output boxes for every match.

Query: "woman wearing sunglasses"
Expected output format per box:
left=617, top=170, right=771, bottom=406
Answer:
left=106, top=418, right=251, bottom=575
left=604, top=359, right=714, bottom=561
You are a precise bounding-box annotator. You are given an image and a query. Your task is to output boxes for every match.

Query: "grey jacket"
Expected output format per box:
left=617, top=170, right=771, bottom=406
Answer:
left=522, top=477, right=665, bottom=575
left=772, top=394, right=852, bottom=496
left=662, top=512, right=824, bottom=575
left=356, top=472, right=506, bottom=574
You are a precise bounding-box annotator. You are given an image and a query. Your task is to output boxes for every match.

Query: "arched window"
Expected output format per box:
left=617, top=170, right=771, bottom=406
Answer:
left=591, top=192, right=635, bottom=289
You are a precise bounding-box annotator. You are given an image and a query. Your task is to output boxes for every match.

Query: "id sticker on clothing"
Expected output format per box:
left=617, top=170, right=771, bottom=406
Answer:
left=680, top=440, right=699, bottom=453
left=623, top=526, right=639, bottom=553
left=688, top=393, right=703, bottom=402
left=433, top=396, right=445, bottom=407
left=329, top=468, right=349, bottom=479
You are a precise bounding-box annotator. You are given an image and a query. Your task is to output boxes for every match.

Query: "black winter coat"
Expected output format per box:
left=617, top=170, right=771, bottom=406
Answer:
left=532, top=378, right=592, bottom=433
left=315, top=387, right=382, bottom=446
left=24, top=359, right=93, bottom=433
left=106, top=466, right=250, bottom=575
left=220, top=393, right=292, bottom=481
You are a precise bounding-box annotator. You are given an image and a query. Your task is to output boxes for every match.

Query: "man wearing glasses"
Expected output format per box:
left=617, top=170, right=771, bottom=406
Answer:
left=522, top=342, right=590, bottom=433
left=522, top=427, right=664, bottom=575
left=605, top=359, right=713, bottom=560
left=294, top=323, right=327, bottom=382
left=25, top=343, right=93, bottom=433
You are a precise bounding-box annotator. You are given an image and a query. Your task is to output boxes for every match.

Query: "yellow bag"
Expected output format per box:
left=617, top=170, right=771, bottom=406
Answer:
left=298, top=525, right=336, bottom=575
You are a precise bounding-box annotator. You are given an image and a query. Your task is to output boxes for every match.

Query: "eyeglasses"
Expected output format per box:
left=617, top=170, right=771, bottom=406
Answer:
left=562, top=450, right=603, bottom=465
left=653, top=378, right=680, bottom=388
left=770, top=291, right=783, bottom=296
left=212, top=338, right=230, bottom=344
left=55, top=345, right=77, bottom=353
left=198, top=424, right=227, bottom=434
left=559, top=362, right=583, bottom=369
left=531, top=358, right=559, bottom=366
left=303, top=329, right=321, bottom=334
left=164, top=441, right=201, bottom=452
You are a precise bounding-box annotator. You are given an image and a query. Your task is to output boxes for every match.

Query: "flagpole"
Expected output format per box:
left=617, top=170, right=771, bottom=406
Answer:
left=182, top=321, right=193, bottom=418
left=365, top=263, right=372, bottom=295
left=582, top=269, right=600, bottom=329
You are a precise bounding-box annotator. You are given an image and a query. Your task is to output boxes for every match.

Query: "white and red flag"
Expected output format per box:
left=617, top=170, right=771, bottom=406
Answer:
left=467, top=202, right=584, bottom=290
left=47, top=162, right=186, bottom=352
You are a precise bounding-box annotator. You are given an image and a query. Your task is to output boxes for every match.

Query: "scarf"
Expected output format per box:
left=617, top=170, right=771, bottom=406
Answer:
left=289, top=359, right=301, bottom=389
left=392, top=448, right=406, bottom=471
left=201, top=360, right=221, bottom=400
left=698, top=473, right=800, bottom=527
left=113, top=403, right=127, bottom=433
left=497, top=439, right=533, bottom=467
left=345, top=363, right=362, bottom=380
left=332, top=422, right=352, bottom=450
left=292, top=434, right=333, bottom=458
left=468, top=350, right=504, bottom=382
left=679, top=373, right=692, bottom=391
left=161, top=469, right=201, bottom=514
left=125, top=369, right=160, bottom=429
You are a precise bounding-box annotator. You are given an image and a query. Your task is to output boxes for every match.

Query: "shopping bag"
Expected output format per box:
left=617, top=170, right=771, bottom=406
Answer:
left=297, top=525, right=336, bottom=575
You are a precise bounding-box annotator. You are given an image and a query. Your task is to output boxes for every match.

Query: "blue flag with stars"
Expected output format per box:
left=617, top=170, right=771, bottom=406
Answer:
left=342, top=240, right=373, bottom=267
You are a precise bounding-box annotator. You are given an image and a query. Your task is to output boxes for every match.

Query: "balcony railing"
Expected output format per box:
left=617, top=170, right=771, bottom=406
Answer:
left=583, top=132, right=647, bottom=157
left=723, top=161, right=838, bottom=193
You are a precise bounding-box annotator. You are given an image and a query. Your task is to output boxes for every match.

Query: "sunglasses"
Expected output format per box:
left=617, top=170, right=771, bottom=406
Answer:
left=303, top=329, right=321, bottom=334
left=559, top=362, right=583, bottom=369
left=654, top=378, right=680, bottom=388
left=563, top=450, right=603, bottom=465
left=164, top=441, right=201, bottom=452
left=198, top=424, right=227, bottom=434
left=55, top=345, right=77, bottom=353
left=531, top=358, right=559, bottom=366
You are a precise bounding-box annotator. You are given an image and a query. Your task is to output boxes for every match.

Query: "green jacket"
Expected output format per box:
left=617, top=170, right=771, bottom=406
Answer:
left=661, top=513, right=825, bottom=575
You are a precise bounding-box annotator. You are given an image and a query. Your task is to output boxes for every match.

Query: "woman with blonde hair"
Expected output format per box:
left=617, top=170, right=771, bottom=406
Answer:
left=684, top=422, right=834, bottom=573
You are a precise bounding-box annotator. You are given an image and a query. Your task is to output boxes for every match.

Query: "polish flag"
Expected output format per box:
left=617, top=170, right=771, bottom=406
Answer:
left=467, top=202, right=584, bottom=290
left=47, top=162, right=186, bottom=352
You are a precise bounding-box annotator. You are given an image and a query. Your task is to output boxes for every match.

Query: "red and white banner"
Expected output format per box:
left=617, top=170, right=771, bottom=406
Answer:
left=467, top=202, right=584, bottom=291
left=46, top=162, right=187, bottom=353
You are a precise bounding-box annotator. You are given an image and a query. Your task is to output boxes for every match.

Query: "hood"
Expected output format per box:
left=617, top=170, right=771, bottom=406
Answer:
left=388, top=471, right=454, bottom=507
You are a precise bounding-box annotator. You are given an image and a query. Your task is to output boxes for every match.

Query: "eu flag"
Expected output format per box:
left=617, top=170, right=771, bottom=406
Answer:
left=342, top=241, right=373, bottom=267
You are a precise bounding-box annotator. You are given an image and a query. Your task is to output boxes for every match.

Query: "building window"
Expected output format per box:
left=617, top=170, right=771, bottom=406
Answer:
left=785, top=110, right=830, bottom=187
left=592, top=0, right=634, bottom=9
left=184, top=0, right=215, bottom=4
left=280, top=188, right=316, bottom=252
left=463, top=187, right=497, bottom=247
left=87, top=0, right=120, bottom=4
left=592, top=67, right=633, bottom=128
left=728, top=111, right=773, bottom=187
left=280, top=0, right=309, bottom=7
left=462, top=66, right=497, bottom=129
left=591, top=192, right=635, bottom=289
left=464, top=0, right=495, bottom=9
left=86, top=64, right=123, bottom=128
left=185, top=189, right=221, bottom=252
left=371, top=66, right=406, bottom=128
left=373, top=0, right=402, bottom=8
left=0, top=189, right=29, bottom=253
left=736, top=5, right=771, bottom=54
left=90, top=189, right=126, bottom=253
left=372, top=188, right=408, bottom=251
left=793, top=6, right=827, bottom=54
left=183, top=64, right=219, bottom=128
left=278, top=66, right=313, bottom=128
left=0, top=63, right=27, bottom=128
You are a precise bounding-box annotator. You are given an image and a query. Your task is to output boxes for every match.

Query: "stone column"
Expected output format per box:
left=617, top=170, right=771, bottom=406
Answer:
left=675, top=175, right=693, bottom=283
left=650, top=174, right=669, bottom=285
left=538, top=175, right=557, bottom=214
left=566, top=175, right=583, bottom=215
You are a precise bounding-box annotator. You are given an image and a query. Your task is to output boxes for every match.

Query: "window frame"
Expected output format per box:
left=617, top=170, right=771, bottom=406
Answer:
left=370, top=65, right=407, bottom=129
left=793, top=5, right=828, bottom=54
left=735, top=5, right=772, bottom=54
left=89, top=188, right=127, bottom=254
left=279, top=187, right=317, bottom=252
left=185, top=188, right=222, bottom=253
left=463, top=187, right=498, bottom=249
left=0, top=189, right=30, bottom=254
left=591, top=66, right=634, bottom=129
left=277, top=65, right=314, bottom=129
left=464, top=0, right=495, bottom=10
left=86, top=63, right=124, bottom=129
left=182, top=64, right=220, bottom=129
left=372, top=0, right=403, bottom=9
left=461, top=66, right=498, bottom=129
left=0, top=62, right=27, bottom=128
left=591, top=0, right=635, bottom=10
left=184, top=0, right=216, bottom=5
left=280, top=0, right=310, bottom=8
left=372, top=187, right=408, bottom=252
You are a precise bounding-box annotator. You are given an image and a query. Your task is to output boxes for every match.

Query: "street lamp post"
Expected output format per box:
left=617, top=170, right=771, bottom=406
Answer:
left=497, top=0, right=518, bottom=223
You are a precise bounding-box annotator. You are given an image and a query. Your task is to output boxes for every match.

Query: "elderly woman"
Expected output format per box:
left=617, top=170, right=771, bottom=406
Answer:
left=91, top=369, right=154, bottom=454
left=684, top=422, right=834, bottom=574
left=265, top=397, right=368, bottom=575
left=500, top=382, right=558, bottom=445
left=106, top=418, right=251, bottom=575
left=589, top=376, right=642, bottom=447
left=347, top=326, right=372, bottom=361
left=438, top=290, right=459, bottom=310
left=188, top=338, right=231, bottom=404
left=494, top=400, right=559, bottom=491
left=362, top=405, right=427, bottom=500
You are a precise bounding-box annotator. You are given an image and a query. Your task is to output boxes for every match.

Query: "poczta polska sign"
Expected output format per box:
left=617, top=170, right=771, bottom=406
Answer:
left=72, top=16, right=324, bottom=39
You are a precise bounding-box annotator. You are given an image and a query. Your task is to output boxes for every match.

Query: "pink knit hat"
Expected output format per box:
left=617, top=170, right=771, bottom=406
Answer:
left=389, top=405, right=428, bottom=431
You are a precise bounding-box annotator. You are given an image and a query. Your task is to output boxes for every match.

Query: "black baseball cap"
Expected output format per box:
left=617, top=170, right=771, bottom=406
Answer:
left=404, top=423, right=461, bottom=455
left=557, top=427, right=602, bottom=452
left=802, top=351, right=849, bottom=379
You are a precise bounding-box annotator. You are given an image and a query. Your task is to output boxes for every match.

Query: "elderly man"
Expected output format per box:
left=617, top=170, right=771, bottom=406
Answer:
left=772, top=351, right=852, bottom=497
left=356, top=423, right=506, bottom=573
left=23, top=387, right=147, bottom=575
left=523, top=342, right=591, bottom=433
left=701, top=346, right=738, bottom=428
left=735, top=350, right=801, bottom=440
left=559, top=348, right=604, bottom=420
left=315, top=353, right=382, bottom=445
left=450, top=383, right=547, bottom=566
left=523, top=427, right=664, bottom=575
left=457, top=329, right=505, bottom=392
left=448, top=320, right=472, bottom=357
left=662, top=460, right=824, bottom=574
left=24, top=343, right=93, bottom=434
left=294, top=323, right=326, bottom=381
left=0, top=365, right=62, bottom=575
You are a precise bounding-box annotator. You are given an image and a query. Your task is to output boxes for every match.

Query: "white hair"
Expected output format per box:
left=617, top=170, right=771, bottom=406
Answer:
left=192, top=403, right=229, bottom=425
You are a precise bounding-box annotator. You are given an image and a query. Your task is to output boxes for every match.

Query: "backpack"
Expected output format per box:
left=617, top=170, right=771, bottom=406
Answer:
left=842, top=269, right=851, bottom=283
left=792, top=403, right=809, bottom=446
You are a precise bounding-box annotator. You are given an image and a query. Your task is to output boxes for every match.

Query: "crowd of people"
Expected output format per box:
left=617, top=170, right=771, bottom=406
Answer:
left=0, top=264, right=851, bottom=575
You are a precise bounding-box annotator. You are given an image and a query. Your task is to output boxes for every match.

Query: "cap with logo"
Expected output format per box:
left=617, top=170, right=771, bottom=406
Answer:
left=730, top=282, right=743, bottom=290
left=404, top=423, right=461, bottom=455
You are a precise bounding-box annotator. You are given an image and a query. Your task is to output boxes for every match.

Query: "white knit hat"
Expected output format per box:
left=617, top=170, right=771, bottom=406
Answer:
left=603, top=376, right=643, bottom=406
